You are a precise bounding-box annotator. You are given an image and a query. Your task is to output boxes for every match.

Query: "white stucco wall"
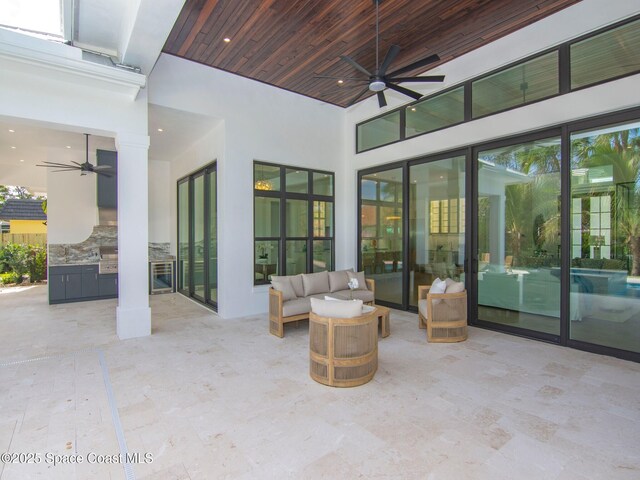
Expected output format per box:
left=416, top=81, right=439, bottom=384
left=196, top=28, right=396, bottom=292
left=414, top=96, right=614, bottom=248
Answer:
left=148, top=159, right=172, bottom=243
left=149, top=55, right=346, bottom=318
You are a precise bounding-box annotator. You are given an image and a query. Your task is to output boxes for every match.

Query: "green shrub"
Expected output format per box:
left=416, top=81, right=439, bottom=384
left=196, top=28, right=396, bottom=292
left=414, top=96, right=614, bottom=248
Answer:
left=26, top=245, right=47, bottom=282
left=1, top=243, right=29, bottom=278
left=0, top=271, right=20, bottom=285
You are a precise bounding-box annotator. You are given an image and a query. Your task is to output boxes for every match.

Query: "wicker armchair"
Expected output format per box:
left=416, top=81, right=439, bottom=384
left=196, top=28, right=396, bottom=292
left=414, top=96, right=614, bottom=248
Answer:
left=417, top=284, right=468, bottom=342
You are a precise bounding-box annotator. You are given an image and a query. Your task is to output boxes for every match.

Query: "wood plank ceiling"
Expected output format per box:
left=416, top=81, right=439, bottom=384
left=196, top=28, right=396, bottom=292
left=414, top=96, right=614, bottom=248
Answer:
left=163, top=0, right=582, bottom=108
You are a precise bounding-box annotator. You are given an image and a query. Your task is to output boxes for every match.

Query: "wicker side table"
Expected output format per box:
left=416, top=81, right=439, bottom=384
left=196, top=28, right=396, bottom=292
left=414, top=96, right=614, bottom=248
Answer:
left=309, top=309, right=378, bottom=387
left=373, top=305, right=390, bottom=338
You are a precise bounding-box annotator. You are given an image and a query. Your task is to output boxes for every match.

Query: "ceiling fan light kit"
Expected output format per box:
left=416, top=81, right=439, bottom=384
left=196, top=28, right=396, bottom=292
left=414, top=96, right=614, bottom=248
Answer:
left=337, top=0, right=445, bottom=108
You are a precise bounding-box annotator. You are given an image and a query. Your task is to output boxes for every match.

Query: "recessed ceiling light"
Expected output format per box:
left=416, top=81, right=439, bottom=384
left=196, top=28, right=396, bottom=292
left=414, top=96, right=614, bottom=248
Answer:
left=439, top=175, right=444, bottom=179
left=223, top=37, right=231, bottom=43
left=10, top=146, right=16, bottom=149
left=157, top=128, right=164, bottom=132
left=410, top=107, right=416, bottom=112
left=66, top=145, right=71, bottom=149
left=19, top=159, right=24, bottom=162
left=337, top=80, right=344, bottom=85
left=8, top=129, right=15, bottom=133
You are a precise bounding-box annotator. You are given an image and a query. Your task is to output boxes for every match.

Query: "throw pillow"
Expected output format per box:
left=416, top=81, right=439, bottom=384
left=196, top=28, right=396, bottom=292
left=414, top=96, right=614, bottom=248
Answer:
left=310, top=297, right=363, bottom=318
left=346, top=270, right=368, bottom=290
left=271, top=277, right=296, bottom=301
left=328, top=270, right=351, bottom=293
left=429, top=277, right=447, bottom=305
left=290, top=274, right=305, bottom=297
left=445, top=281, right=465, bottom=294
left=302, top=271, right=330, bottom=296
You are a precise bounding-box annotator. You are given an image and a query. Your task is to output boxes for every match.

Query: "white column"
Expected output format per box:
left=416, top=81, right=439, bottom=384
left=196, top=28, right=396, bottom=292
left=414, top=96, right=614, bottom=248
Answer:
left=115, top=132, right=151, bottom=339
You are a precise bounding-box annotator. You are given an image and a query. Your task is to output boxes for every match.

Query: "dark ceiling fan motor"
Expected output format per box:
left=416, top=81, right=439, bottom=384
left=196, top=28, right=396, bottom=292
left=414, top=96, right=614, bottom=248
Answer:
left=329, top=0, right=445, bottom=107
left=37, top=133, right=113, bottom=176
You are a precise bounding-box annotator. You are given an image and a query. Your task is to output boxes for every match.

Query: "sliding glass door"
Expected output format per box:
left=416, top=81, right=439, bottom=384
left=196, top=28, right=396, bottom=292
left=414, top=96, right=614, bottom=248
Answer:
left=569, top=120, right=640, bottom=354
left=475, top=136, right=562, bottom=337
left=360, top=168, right=404, bottom=306
left=409, top=156, right=466, bottom=306
left=177, top=162, right=218, bottom=310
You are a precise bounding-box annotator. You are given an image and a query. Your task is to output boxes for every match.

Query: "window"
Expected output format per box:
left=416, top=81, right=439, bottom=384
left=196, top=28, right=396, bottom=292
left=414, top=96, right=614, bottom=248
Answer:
left=405, top=86, right=464, bottom=138
left=357, top=111, right=401, bottom=152
left=571, top=18, right=640, bottom=90
left=0, top=0, right=64, bottom=37
left=254, top=162, right=334, bottom=284
left=472, top=51, right=559, bottom=118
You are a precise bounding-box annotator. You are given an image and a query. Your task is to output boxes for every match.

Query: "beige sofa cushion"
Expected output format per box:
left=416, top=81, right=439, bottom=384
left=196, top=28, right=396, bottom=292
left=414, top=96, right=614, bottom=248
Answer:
left=328, top=269, right=353, bottom=292
left=332, top=289, right=374, bottom=303
left=310, top=297, right=363, bottom=318
left=346, top=271, right=368, bottom=290
left=290, top=274, right=305, bottom=298
left=302, top=271, right=330, bottom=296
left=282, top=297, right=311, bottom=317
left=271, top=277, right=296, bottom=301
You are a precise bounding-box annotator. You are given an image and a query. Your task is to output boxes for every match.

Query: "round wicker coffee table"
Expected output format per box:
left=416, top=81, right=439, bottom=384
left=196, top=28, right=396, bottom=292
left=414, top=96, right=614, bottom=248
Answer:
left=309, top=308, right=378, bottom=387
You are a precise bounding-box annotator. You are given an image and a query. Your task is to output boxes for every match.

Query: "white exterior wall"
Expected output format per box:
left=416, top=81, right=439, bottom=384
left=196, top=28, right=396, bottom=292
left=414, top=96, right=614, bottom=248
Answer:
left=342, top=0, right=640, bottom=270
left=149, top=54, right=346, bottom=318
left=148, top=159, right=172, bottom=243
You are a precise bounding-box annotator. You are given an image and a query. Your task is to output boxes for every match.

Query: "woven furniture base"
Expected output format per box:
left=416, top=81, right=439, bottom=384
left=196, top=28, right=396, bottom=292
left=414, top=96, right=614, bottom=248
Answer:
left=309, top=309, right=378, bottom=387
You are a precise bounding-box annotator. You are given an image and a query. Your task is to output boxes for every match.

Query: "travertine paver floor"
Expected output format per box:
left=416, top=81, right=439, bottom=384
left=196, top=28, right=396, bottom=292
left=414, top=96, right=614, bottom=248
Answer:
left=1, top=285, right=639, bottom=479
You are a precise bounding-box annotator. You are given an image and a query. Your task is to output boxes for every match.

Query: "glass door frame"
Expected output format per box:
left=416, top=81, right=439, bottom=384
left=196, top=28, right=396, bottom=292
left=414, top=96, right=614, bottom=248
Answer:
left=469, top=128, right=564, bottom=345
left=176, top=161, right=218, bottom=311
left=357, top=148, right=472, bottom=311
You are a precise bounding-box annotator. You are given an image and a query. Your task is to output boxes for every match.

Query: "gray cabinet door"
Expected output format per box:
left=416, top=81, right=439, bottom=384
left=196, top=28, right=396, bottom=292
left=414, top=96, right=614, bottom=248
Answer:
left=49, top=274, right=66, bottom=301
left=65, top=273, right=83, bottom=299
left=82, top=272, right=100, bottom=297
left=99, top=274, right=118, bottom=296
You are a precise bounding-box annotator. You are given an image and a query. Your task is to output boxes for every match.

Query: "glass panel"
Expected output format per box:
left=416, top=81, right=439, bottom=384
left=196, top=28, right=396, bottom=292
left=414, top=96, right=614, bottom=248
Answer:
left=313, top=172, right=333, bottom=196
left=360, top=168, right=404, bottom=305
left=254, top=163, right=281, bottom=191
left=570, top=120, right=640, bottom=354
left=255, top=240, right=279, bottom=283
left=472, top=51, right=559, bottom=118
left=286, top=240, right=307, bottom=275
left=193, top=175, right=205, bottom=300
left=286, top=199, right=308, bottom=237
left=255, top=197, right=280, bottom=237
left=313, top=201, right=333, bottom=237
left=357, top=110, right=401, bottom=152
left=0, top=0, right=63, bottom=36
left=409, top=156, right=466, bottom=306
left=313, top=240, right=332, bottom=272
left=477, top=137, right=562, bottom=335
left=571, top=19, right=640, bottom=90
left=286, top=169, right=308, bottom=194
left=405, top=87, right=464, bottom=138
left=208, top=169, right=217, bottom=305
left=177, top=181, right=190, bottom=293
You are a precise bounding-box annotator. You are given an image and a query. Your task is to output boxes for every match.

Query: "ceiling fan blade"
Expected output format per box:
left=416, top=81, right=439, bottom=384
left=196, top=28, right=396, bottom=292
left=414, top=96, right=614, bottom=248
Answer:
left=340, top=55, right=373, bottom=77
left=388, top=75, right=445, bottom=83
left=385, top=82, right=423, bottom=101
left=377, top=91, right=387, bottom=108
left=71, top=161, right=85, bottom=167
left=347, top=86, right=372, bottom=107
left=38, top=161, right=77, bottom=167
left=387, top=53, right=440, bottom=78
left=378, top=45, right=401, bottom=76
left=51, top=168, right=80, bottom=173
left=92, top=165, right=113, bottom=171
left=95, top=170, right=113, bottom=177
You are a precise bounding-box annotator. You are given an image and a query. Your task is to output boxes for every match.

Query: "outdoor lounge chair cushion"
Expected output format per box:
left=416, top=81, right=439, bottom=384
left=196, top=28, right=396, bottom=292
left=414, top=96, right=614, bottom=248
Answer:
left=290, top=274, right=305, bottom=298
left=310, top=297, right=363, bottom=318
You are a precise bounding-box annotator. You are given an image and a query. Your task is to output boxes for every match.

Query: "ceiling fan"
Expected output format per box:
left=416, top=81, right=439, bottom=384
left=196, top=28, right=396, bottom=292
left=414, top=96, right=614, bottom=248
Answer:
left=37, top=133, right=113, bottom=176
left=321, top=0, right=445, bottom=108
